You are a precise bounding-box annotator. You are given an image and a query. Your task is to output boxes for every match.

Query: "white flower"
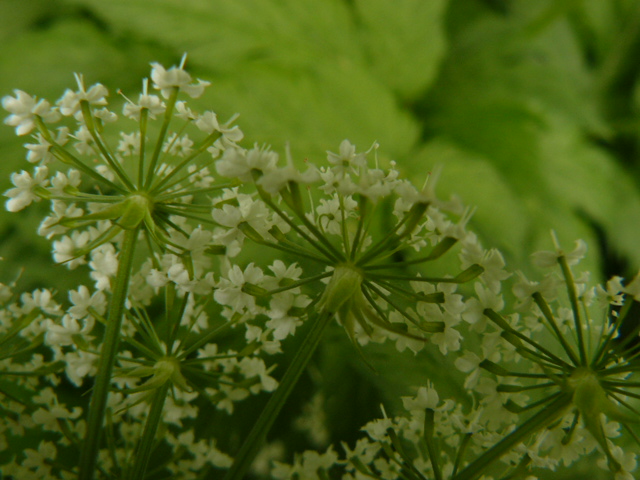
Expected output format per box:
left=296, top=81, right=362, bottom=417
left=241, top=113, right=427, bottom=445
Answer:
left=21, top=441, right=57, bottom=477
left=68, top=285, right=106, bottom=320
left=52, top=230, right=90, bottom=268
left=4, top=166, right=49, bottom=212
left=89, top=243, right=119, bottom=290
left=163, top=132, right=194, bottom=157
left=259, top=162, right=319, bottom=194
left=327, top=139, right=367, bottom=174
left=624, top=271, right=640, bottom=300
left=531, top=233, right=587, bottom=268
left=315, top=194, right=358, bottom=235
left=63, top=349, right=98, bottom=386
left=150, top=57, right=210, bottom=98
left=463, top=283, right=504, bottom=329
left=216, top=145, right=279, bottom=181
left=122, top=79, right=165, bottom=120
left=214, top=263, right=264, bottom=314
left=238, top=357, right=278, bottom=393
left=45, top=314, right=93, bottom=347
left=2, top=90, right=60, bottom=135
left=597, top=445, right=637, bottom=480
left=402, top=384, right=441, bottom=412
left=256, top=144, right=319, bottom=194
left=195, top=111, right=244, bottom=144
left=117, top=132, right=141, bottom=156
left=57, top=73, right=109, bottom=119
left=49, top=169, right=81, bottom=196
left=25, top=127, right=69, bottom=164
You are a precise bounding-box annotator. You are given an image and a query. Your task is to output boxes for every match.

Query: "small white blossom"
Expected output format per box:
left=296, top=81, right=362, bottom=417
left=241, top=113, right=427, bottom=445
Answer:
left=150, top=56, right=210, bottom=98
left=2, top=90, right=60, bottom=135
left=57, top=73, right=109, bottom=119
left=5, top=166, right=49, bottom=212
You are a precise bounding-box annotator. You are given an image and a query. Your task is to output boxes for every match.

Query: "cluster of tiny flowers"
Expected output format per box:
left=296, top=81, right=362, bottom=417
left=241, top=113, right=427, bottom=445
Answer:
left=263, top=236, right=640, bottom=480
left=212, top=139, right=497, bottom=354
left=2, top=54, right=242, bottom=286
left=3, top=57, right=640, bottom=480
left=0, top=59, right=292, bottom=479
left=0, top=271, right=283, bottom=478
left=454, top=235, right=640, bottom=479
left=270, top=384, right=536, bottom=480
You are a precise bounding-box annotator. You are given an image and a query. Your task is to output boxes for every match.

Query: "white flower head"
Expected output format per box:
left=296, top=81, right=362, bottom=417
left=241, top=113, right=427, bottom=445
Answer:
left=150, top=54, right=210, bottom=99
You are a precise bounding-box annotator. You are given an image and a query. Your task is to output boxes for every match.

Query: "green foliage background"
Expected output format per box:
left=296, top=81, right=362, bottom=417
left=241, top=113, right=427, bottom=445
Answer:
left=1, top=1, right=640, bottom=478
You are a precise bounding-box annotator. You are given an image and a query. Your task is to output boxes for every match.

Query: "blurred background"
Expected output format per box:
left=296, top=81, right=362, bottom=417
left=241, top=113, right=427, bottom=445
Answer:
left=1, top=1, right=640, bottom=477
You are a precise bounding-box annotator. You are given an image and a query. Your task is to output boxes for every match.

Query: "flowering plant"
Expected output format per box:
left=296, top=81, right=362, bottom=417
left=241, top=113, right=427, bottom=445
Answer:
left=1, top=57, right=639, bottom=480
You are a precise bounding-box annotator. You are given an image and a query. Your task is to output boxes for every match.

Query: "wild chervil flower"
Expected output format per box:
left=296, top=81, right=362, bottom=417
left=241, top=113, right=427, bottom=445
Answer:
left=470, top=234, right=640, bottom=479
left=213, top=140, right=488, bottom=353
left=3, top=54, right=241, bottom=274
left=1, top=55, right=247, bottom=480
left=219, top=141, right=497, bottom=480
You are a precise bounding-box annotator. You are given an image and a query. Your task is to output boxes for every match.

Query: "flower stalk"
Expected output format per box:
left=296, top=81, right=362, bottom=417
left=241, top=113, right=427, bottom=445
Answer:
left=223, top=310, right=336, bottom=480
left=79, top=227, right=139, bottom=480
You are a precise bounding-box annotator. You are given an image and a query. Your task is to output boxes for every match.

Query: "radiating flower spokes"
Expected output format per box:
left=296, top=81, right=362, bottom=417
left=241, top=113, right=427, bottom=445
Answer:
left=214, top=140, right=487, bottom=352
left=2, top=55, right=242, bottom=273
left=473, top=234, right=640, bottom=477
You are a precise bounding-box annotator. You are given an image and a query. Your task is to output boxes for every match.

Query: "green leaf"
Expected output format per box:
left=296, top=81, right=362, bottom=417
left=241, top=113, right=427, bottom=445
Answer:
left=353, top=0, right=448, bottom=100
left=539, top=117, right=640, bottom=272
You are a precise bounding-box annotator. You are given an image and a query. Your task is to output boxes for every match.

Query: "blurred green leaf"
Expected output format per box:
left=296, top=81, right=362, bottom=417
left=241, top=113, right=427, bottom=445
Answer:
left=353, top=0, right=448, bottom=100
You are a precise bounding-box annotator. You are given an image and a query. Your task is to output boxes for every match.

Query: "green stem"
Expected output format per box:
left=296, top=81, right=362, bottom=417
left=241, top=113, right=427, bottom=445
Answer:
left=452, top=393, right=572, bottom=480
left=78, top=228, right=139, bottom=480
left=558, top=256, right=587, bottom=365
left=223, top=310, right=335, bottom=480
left=129, top=382, right=170, bottom=480
left=144, top=88, right=179, bottom=190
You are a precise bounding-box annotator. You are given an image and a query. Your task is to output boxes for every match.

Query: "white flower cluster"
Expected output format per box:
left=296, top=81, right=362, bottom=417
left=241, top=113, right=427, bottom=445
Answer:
left=2, top=57, right=640, bottom=480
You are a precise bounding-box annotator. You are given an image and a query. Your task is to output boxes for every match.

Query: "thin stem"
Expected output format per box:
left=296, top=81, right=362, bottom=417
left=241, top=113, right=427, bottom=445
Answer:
left=355, top=208, right=413, bottom=266
left=49, top=144, right=126, bottom=194
left=424, top=409, right=443, bottom=480
left=558, top=256, right=587, bottom=365
left=483, top=309, right=573, bottom=370
left=255, top=185, right=342, bottom=263
left=281, top=185, right=346, bottom=262
left=78, top=228, right=139, bottom=480
left=149, top=131, right=221, bottom=194
left=128, top=382, right=170, bottom=480
left=35, top=116, right=126, bottom=194
left=349, top=194, right=368, bottom=260
left=598, top=300, right=639, bottom=367
left=81, top=101, right=135, bottom=191
left=144, top=88, right=179, bottom=189
left=363, top=237, right=458, bottom=270
left=138, top=108, right=148, bottom=187
left=532, top=293, right=580, bottom=366
left=154, top=182, right=238, bottom=202
left=223, top=310, right=335, bottom=480
left=338, top=194, right=351, bottom=258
